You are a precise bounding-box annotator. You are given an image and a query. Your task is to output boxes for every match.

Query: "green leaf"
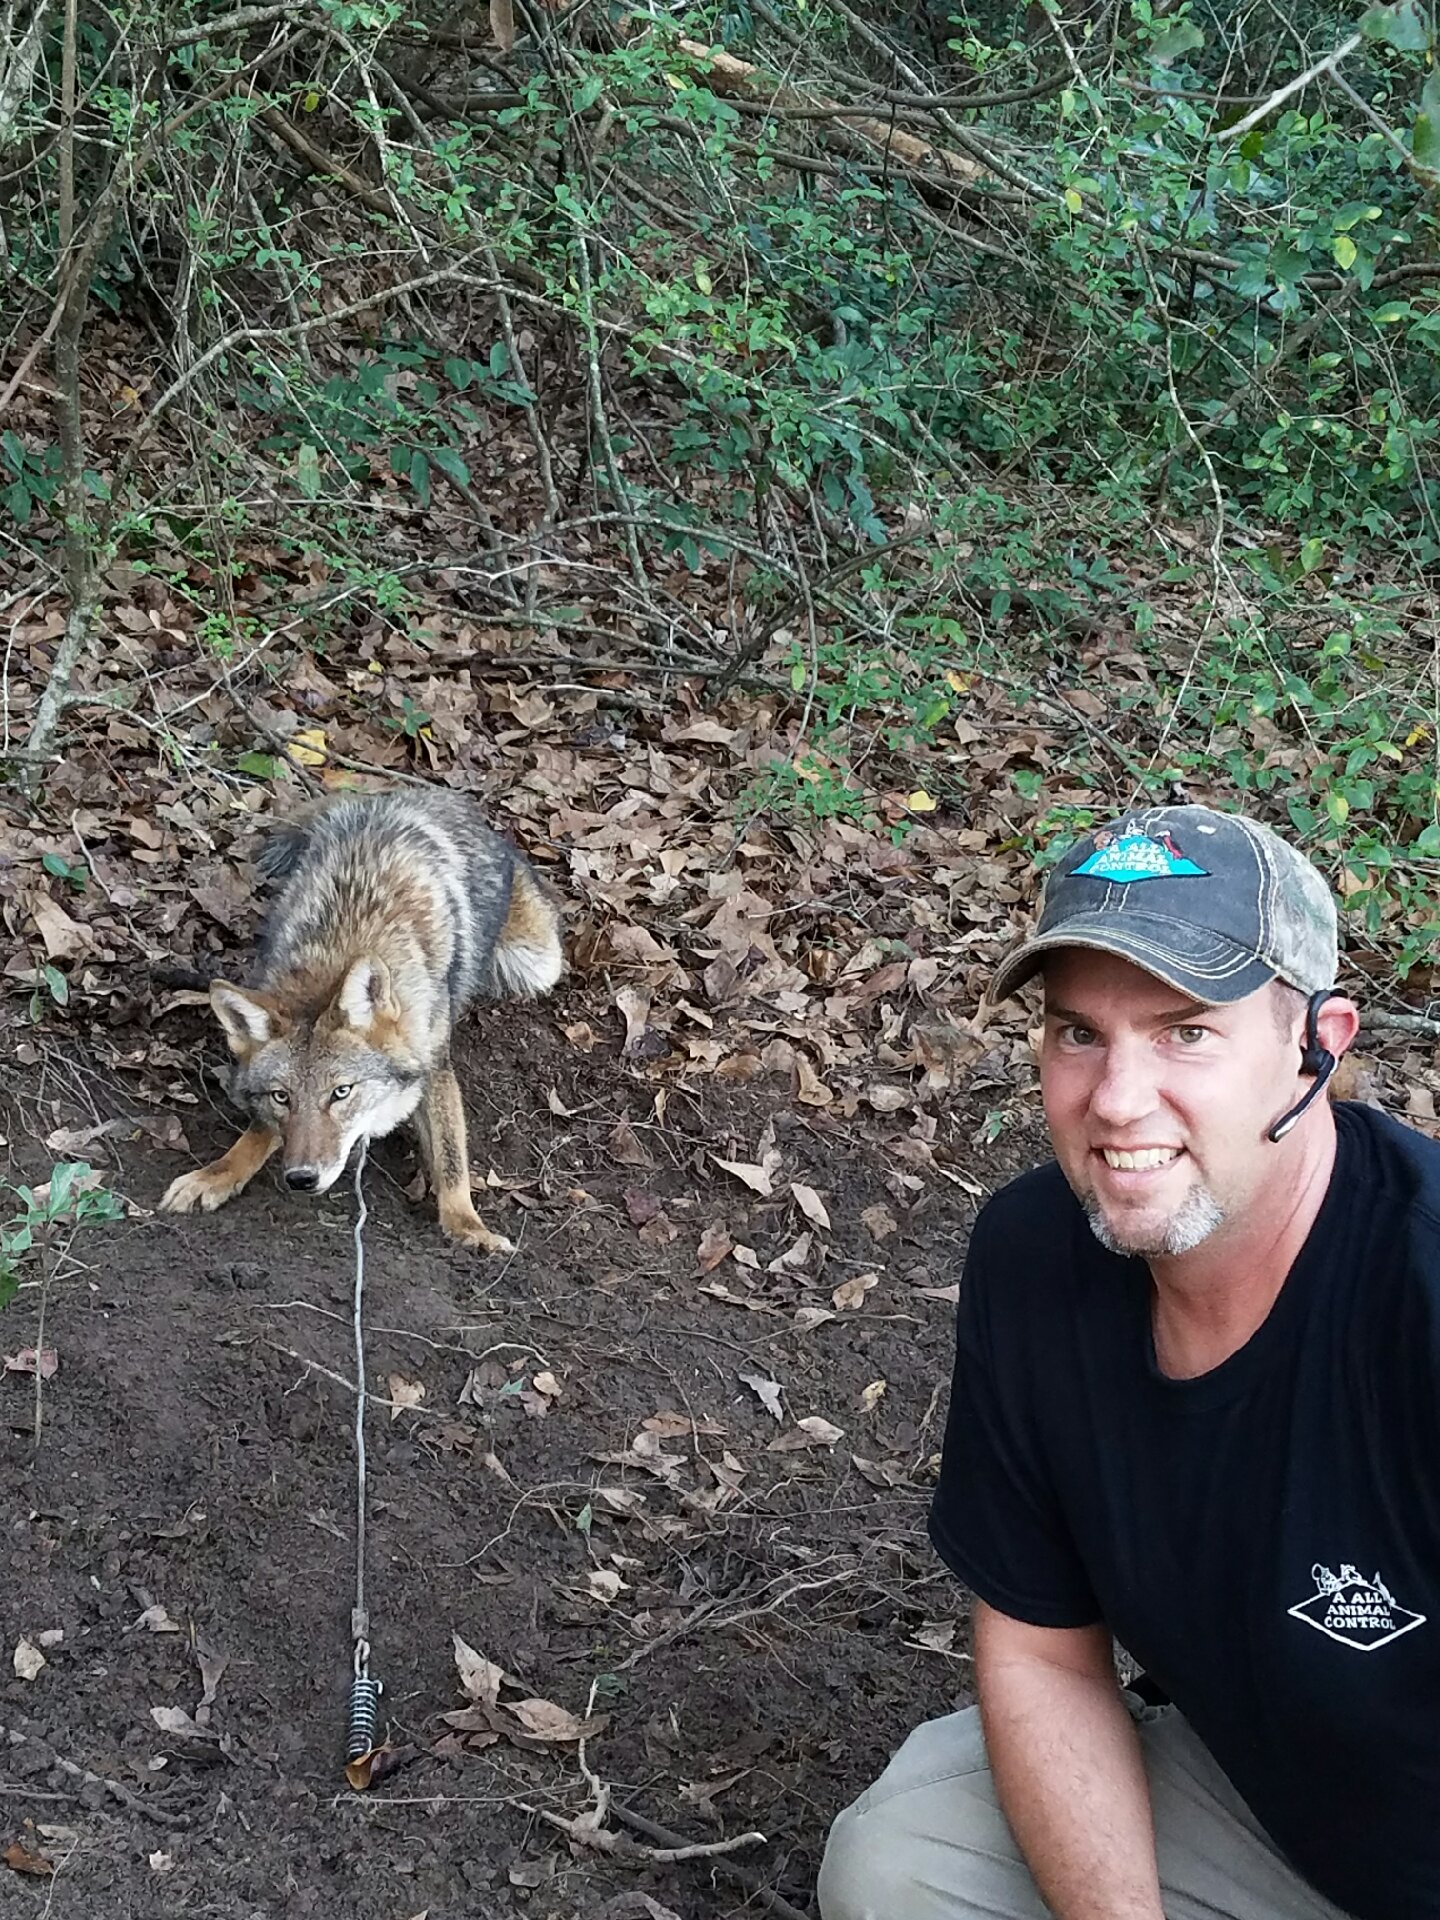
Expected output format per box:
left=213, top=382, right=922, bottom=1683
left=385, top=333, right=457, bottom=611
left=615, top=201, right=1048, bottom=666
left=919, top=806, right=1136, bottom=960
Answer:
left=1373, top=301, right=1412, bottom=323
left=408, top=448, right=431, bottom=509
left=3, top=481, right=31, bottom=524
left=1151, top=18, right=1205, bottom=63
left=41, top=852, right=70, bottom=878
left=296, top=442, right=321, bottom=499
left=1299, top=537, right=1325, bottom=573
left=427, top=446, right=471, bottom=490
left=0, top=430, right=24, bottom=474
left=42, top=964, right=69, bottom=1006
left=790, top=661, right=807, bottom=691
left=0, top=1266, right=16, bottom=1312
left=237, top=751, right=283, bottom=778
left=1063, top=187, right=1083, bottom=214
left=445, top=356, right=474, bottom=390
left=488, top=340, right=509, bottom=380
left=1326, top=791, right=1350, bottom=827
left=1360, top=0, right=1430, bottom=51
left=1332, top=233, right=1357, bottom=271
left=47, top=1162, right=80, bottom=1216
left=1414, top=68, right=1440, bottom=167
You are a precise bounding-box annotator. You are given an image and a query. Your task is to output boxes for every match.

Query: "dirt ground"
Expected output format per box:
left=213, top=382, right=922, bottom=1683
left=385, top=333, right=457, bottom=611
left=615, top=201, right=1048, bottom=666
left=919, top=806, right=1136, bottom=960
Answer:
left=0, top=980, right=1049, bottom=1920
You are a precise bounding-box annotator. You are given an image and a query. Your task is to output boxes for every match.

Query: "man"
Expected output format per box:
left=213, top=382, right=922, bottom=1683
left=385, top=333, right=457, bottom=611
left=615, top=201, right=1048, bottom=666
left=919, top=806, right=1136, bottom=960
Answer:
left=819, top=804, right=1440, bottom=1920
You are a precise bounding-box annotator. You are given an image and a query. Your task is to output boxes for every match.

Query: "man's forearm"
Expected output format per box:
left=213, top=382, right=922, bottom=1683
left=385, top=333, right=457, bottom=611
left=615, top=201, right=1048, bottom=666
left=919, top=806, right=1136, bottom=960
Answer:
left=980, top=1654, right=1165, bottom=1920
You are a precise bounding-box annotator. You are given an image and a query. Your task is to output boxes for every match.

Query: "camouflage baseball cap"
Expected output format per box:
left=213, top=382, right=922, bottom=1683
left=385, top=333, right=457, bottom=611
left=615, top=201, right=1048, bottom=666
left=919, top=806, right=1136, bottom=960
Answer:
left=991, top=804, right=1337, bottom=1004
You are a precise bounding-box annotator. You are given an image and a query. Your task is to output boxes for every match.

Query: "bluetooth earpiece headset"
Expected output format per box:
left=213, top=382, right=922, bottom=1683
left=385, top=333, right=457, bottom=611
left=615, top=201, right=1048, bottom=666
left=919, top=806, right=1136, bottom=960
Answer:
left=1267, top=989, right=1342, bottom=1144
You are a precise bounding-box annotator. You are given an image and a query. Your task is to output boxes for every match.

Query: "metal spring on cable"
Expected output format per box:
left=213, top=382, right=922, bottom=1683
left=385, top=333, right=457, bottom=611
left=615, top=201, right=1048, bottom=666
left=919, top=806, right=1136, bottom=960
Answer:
left=347, top=1670, right=384, bottom=1761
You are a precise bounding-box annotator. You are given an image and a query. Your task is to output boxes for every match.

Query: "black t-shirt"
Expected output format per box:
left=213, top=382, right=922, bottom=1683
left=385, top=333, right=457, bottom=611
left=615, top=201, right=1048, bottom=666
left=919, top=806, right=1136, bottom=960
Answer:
left=929, top=1101, right=1440, bottom=1920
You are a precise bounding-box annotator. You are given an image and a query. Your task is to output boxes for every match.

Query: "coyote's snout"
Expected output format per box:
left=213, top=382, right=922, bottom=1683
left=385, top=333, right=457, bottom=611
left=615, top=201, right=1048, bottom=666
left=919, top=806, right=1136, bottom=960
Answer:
left=161, top=788, right=564, bottom=1252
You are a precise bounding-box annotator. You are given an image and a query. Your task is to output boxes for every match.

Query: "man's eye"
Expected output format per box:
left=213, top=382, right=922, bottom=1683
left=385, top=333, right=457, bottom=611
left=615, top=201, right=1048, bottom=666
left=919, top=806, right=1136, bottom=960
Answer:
left=331, top=1084, right=354, bottom=1103
left=270, top=1089, right=291, bottom=1107
left=1175, top=1025, right=1209, bottom=1044
left=1064, top=1025, right=1098, bottom=1046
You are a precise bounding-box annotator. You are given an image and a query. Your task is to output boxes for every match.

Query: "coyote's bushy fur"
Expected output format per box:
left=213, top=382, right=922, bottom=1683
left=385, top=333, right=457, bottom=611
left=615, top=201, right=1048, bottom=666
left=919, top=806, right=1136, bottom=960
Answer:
left=161, top=787, right=564, bottom=1252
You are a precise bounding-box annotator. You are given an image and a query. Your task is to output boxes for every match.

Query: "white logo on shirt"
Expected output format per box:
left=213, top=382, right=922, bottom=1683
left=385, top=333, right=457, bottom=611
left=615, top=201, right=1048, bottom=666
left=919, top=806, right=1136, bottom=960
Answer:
left=1288, top=1563, right=1426, bottom=1652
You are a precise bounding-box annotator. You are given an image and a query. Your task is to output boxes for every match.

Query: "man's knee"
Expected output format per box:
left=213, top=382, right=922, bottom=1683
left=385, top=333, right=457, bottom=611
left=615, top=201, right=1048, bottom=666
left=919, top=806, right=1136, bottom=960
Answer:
left=817, top=1710, right=1037, bottom=1920
left=817, top=1794, right=907, bottom=1920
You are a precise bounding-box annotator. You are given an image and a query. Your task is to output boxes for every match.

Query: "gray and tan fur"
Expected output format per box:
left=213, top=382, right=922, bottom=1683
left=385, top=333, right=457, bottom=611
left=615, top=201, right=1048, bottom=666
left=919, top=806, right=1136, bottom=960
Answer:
left=161, top=788, right=563, bottom=1252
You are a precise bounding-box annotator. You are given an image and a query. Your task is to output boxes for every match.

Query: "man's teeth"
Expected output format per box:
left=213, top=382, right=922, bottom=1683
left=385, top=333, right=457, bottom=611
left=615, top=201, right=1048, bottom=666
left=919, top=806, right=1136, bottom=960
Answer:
left=1102, top=1147, right=1180, bottom=1171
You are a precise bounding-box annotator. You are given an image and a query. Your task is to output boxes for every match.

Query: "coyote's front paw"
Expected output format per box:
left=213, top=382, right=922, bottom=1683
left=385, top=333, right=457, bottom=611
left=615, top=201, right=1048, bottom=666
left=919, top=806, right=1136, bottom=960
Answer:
left=439, top=1206, right=515, bottom=1256
left=161, top=1166, right=244, bottom=1214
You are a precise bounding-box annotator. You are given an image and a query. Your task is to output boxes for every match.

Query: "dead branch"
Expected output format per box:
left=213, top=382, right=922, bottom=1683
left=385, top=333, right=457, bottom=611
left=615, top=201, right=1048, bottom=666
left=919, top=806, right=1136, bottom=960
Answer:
left=1218, top=31, right=1362, bottom=140
left=0, top=0, right=51, bottom=141
left=608, top=1802, right=814, bottom=1920
left=0, top=1721, right=193, bottom=1827
left=165, top=0, right=308, bottom=48
left=674, top=35, right=989, bottom=187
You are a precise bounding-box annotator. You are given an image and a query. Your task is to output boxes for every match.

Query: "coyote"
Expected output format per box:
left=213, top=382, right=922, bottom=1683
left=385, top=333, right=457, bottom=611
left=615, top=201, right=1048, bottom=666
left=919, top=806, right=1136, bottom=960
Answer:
left=161, top=788, right=563, bottom=1252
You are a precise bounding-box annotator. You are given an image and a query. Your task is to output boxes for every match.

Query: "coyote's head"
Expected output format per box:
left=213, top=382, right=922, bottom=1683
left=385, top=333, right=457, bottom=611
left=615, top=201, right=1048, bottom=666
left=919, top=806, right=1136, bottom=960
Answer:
left=208, top=959, right=425, bottom=1193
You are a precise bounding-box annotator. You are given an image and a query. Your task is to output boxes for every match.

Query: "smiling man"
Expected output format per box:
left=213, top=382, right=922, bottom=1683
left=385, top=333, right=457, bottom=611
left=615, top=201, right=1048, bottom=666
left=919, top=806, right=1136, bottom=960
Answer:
left=818, top=804, right=1440, bottom=1920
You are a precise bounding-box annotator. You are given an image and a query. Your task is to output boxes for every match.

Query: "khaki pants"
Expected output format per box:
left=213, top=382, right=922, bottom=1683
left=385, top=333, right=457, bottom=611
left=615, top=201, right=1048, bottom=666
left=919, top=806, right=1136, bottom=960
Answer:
left=817, top=1699, right=1354, bottom=1920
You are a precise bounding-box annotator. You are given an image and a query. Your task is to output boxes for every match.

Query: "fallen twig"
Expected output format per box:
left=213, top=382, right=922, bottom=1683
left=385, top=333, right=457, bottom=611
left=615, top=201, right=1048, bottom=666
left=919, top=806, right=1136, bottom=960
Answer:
left=0, top=1721, right=193, bottom=1827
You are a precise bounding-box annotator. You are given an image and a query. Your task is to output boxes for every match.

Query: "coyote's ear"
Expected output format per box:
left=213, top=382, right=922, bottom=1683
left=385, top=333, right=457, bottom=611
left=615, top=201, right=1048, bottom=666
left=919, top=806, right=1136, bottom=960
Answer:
left=335, top=957, right=395, bottom=1029
left=210, top=982, right=280, bottom=1054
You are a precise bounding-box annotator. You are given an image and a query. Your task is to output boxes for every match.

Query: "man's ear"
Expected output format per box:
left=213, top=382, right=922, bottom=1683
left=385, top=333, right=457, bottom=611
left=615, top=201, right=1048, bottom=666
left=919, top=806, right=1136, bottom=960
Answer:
left=334, top=957, right=396, bottom=1030
left=210, top=982, right=281, bottom=1055
left=1316, top=993, right=1361, bottom=1063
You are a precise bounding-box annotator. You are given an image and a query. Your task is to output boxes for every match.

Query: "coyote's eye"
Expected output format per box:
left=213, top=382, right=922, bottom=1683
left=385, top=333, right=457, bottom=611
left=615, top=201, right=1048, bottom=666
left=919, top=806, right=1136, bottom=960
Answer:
left=331, top=1084, right=354, bottom=1103
left=270, top=1089, right=291, bottom=1107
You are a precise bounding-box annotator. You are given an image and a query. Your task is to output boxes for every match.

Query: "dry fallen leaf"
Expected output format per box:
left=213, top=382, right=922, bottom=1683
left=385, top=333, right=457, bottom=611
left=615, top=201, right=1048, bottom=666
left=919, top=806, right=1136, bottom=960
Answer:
left=696, top=1220, right=733, bottom=1273
left=861, top=1203, right=898, bottom=1243
left=135, top=1605, right=182, bottom=1634
left=793, top=1305, right=837, bottom=1332
left=148, top=1851, right=176, bottom=1873
left=832, top=1271, right=879, bottom=1311
left=860, top=1379, right=888, bottom=1413
left=866, top=1084, right=910, bottom=1114
left=27, top=892, right=92, bottom=961
left=3, top=1348, right=58, bottom=1379
left=615, top=985, right=651, bottom=1054
left=510, top=1697, right=604, bottom=1743
left=532, top=1370, right=562, bottom=1399
left=768, top=1415, right=844, bottom=1451
left=913, top=1621, right=958, bottom=1653
left=150, top=1705, right=211, bottom=1739
left=285, top=725, right=328, bottom=767
left=607, top=1119, right=653, bottom=1167
left=13, top=1637, right=46, bottom=1681
left=766, top=1231, right=812, bottom=1274
left=713, top=1155, right=776, bottom=1196
left=790, top=1182, right=831, bottom=1230
left=4, top=1841, right=53, bottom=1877
left=388, top=1373, right=425, bottom=1421
left=739, top=1371, right=784, bottom=1421
left=453, top=1634, right=507, bottom=1709
left=586, top=1569, right=625, bottom=1604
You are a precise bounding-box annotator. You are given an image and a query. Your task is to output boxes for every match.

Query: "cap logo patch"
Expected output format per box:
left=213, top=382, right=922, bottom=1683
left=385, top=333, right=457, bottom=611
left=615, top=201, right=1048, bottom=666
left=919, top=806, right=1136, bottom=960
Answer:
left=1073, top=826, right=1208, bottom=884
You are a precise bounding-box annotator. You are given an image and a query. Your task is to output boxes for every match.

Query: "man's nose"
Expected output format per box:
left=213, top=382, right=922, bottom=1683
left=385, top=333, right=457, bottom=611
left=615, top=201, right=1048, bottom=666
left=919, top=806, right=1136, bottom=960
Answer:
left=285, top=1166, right=320, bottom=1192
left=1089, top=1043, right=1159, bottom=1125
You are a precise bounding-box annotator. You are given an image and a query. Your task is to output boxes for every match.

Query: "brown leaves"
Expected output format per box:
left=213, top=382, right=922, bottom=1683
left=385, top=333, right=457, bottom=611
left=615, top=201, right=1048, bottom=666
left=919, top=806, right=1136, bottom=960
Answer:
left=713, top=1151, right=780, bottom=1196
left=27, top=892, right=92, bottom=961
left=446, top=1634, right=607, bottom=1752
left=4, top=1841, right=53, bottom=1878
